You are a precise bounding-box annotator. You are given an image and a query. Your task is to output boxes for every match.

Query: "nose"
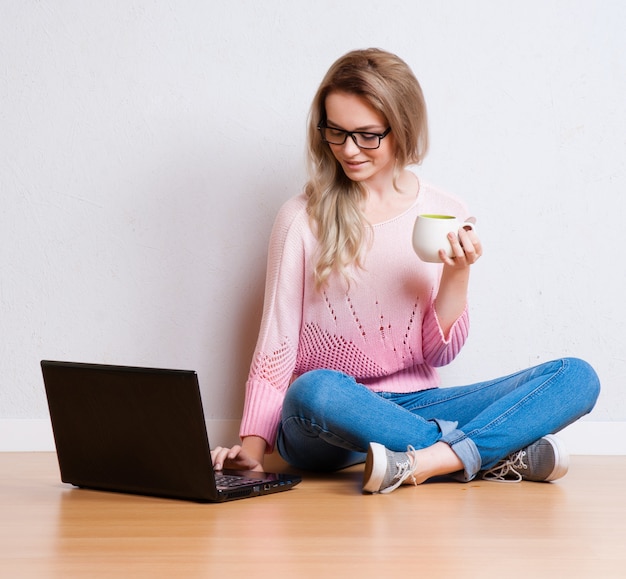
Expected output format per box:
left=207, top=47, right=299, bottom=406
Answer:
left=340, top=134, right=361, bottom=155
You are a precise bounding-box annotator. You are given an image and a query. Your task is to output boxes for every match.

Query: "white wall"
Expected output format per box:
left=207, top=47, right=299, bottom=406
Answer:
left=2, top=1, right=625, bottom=452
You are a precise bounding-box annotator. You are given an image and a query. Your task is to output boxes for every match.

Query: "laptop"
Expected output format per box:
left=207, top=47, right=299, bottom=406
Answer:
left=41, top=360, right=301, bottom=502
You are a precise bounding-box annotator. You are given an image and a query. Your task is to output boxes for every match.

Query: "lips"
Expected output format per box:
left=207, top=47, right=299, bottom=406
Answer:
left=343, top=159, right=367, bottom=169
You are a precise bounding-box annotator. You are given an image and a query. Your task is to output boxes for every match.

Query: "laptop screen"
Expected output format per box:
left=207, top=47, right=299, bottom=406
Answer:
left=42, top=361, right=220, bottom=501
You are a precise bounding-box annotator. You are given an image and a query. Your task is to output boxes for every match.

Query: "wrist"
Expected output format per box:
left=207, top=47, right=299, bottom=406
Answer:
left=242, top=436, right=267, bottom=464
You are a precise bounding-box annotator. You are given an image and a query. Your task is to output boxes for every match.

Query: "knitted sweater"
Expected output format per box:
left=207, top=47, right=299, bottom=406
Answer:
left=240, top=181, right=471, bottom=450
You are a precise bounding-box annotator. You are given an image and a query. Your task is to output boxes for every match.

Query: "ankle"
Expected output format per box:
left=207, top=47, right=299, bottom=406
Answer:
left=412, top=442, right=463, bottom=484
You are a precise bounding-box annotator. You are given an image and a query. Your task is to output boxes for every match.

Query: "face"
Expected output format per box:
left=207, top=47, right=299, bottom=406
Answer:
left=323, top=91, right=396, bottom=187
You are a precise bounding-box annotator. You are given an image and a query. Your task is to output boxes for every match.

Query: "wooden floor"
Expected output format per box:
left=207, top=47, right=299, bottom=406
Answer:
left=1, top=453, right=625, bottom=578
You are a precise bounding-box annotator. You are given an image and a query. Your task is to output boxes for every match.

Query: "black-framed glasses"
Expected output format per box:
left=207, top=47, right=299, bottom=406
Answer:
left=317, top=123, right=392, bottom=150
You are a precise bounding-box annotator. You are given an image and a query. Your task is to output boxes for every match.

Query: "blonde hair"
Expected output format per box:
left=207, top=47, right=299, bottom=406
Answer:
left=305, top=48, right=429, bottom=289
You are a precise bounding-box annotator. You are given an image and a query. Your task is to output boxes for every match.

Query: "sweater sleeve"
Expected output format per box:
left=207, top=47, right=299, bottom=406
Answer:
left=421, top=297, right=470, bottom=367
left=239, top=197, right=308, bottom=451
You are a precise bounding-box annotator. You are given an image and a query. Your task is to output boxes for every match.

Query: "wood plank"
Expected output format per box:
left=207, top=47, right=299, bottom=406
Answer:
left=1, top=452, right=625, bottom=577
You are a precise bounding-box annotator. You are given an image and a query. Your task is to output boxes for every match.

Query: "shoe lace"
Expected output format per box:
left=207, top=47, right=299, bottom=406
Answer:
left=390, top=445, right=418, bottom=488
left=482, top=450, right=528, bottom=483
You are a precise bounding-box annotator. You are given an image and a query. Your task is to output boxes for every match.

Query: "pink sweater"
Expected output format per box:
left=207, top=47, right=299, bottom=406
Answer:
left=240, top=181, right=471, bottom=450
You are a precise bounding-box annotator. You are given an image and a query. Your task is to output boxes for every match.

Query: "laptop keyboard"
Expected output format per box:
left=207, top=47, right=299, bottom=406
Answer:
left=215, top=473, right=265, bottom=489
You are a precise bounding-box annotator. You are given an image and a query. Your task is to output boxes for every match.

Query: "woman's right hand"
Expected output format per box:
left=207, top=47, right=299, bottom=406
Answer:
left=211, top=436, right=267, bottom=473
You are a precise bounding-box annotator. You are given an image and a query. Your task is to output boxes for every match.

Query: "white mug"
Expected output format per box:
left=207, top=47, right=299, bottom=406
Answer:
left=412, top=214, right=476, bottom=263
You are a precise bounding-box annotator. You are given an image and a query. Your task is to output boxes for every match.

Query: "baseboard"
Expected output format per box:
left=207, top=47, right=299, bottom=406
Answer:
left=556, top=420, right=624, bottom=455
left=1, top=418, right=624, bottom=454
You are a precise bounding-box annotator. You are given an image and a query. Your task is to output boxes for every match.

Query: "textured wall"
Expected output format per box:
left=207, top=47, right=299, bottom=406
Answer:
left=2, top=2, right=625, bottom=438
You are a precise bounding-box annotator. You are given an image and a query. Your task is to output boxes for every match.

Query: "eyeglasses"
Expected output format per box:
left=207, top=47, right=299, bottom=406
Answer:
left=317, top=123, right=392, bottom=150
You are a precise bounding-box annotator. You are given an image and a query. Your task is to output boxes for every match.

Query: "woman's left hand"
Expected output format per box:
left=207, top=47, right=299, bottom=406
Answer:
left=439, top=219, right=482, bottom=268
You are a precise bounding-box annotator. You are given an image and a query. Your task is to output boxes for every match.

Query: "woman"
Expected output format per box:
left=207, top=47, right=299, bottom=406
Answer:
left=211, top=48, right=600, bottom=493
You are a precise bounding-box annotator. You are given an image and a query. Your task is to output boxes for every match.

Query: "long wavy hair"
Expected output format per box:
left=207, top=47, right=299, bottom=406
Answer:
left=305, top=48, right=429, bottom=289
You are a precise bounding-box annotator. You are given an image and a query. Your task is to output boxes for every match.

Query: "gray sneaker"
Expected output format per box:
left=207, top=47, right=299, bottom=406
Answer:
left=362, top=442, right=418, bottom=494
left=482, top=435, right=569, bottom=482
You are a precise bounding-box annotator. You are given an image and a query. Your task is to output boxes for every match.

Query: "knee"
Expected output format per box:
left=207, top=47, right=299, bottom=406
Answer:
left=564, top=357, right=601, bottom=410
left=284, top=369, right=353, bottom=418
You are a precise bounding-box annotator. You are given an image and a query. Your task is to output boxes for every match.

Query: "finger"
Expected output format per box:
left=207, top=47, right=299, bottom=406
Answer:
left=457, top=228, right=482, bottom=263
left=210, top=446, right=224, bottom=461
left=439, top=248, right=455, bottom=266
left=211, top=446, right=232, bottom=471
left=227, top=445, right=243, bottom=460
left=448, top=232, right=467, bottom=262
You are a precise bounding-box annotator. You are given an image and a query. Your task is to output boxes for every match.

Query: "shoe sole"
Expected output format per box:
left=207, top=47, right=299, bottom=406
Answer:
left=543, top=434, right=570, bottom=481
left=362, top=442, right=387, bottom=493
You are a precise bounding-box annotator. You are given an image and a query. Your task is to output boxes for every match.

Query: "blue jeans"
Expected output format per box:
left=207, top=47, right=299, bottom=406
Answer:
left=276, top=358, right=600, bottom=481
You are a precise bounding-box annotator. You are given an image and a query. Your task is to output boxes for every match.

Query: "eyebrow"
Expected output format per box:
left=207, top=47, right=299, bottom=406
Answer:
left=325, top=120, right=386, bottom=132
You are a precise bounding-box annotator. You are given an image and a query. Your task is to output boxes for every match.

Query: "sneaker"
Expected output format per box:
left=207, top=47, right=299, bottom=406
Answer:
left=482, top=435, right=569, bottom=483
left=362, top=442, right=418, bottom=494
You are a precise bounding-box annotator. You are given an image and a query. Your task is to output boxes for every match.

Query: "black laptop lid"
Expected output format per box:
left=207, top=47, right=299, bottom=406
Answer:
left=41, top=360, right=220, bottom=502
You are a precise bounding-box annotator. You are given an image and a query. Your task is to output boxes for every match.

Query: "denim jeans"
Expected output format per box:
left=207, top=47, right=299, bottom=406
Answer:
left=276, top=358, right=600, bottom=481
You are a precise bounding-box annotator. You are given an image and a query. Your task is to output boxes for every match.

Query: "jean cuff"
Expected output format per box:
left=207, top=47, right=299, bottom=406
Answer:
left=436, top=420, right=481, bottom=482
